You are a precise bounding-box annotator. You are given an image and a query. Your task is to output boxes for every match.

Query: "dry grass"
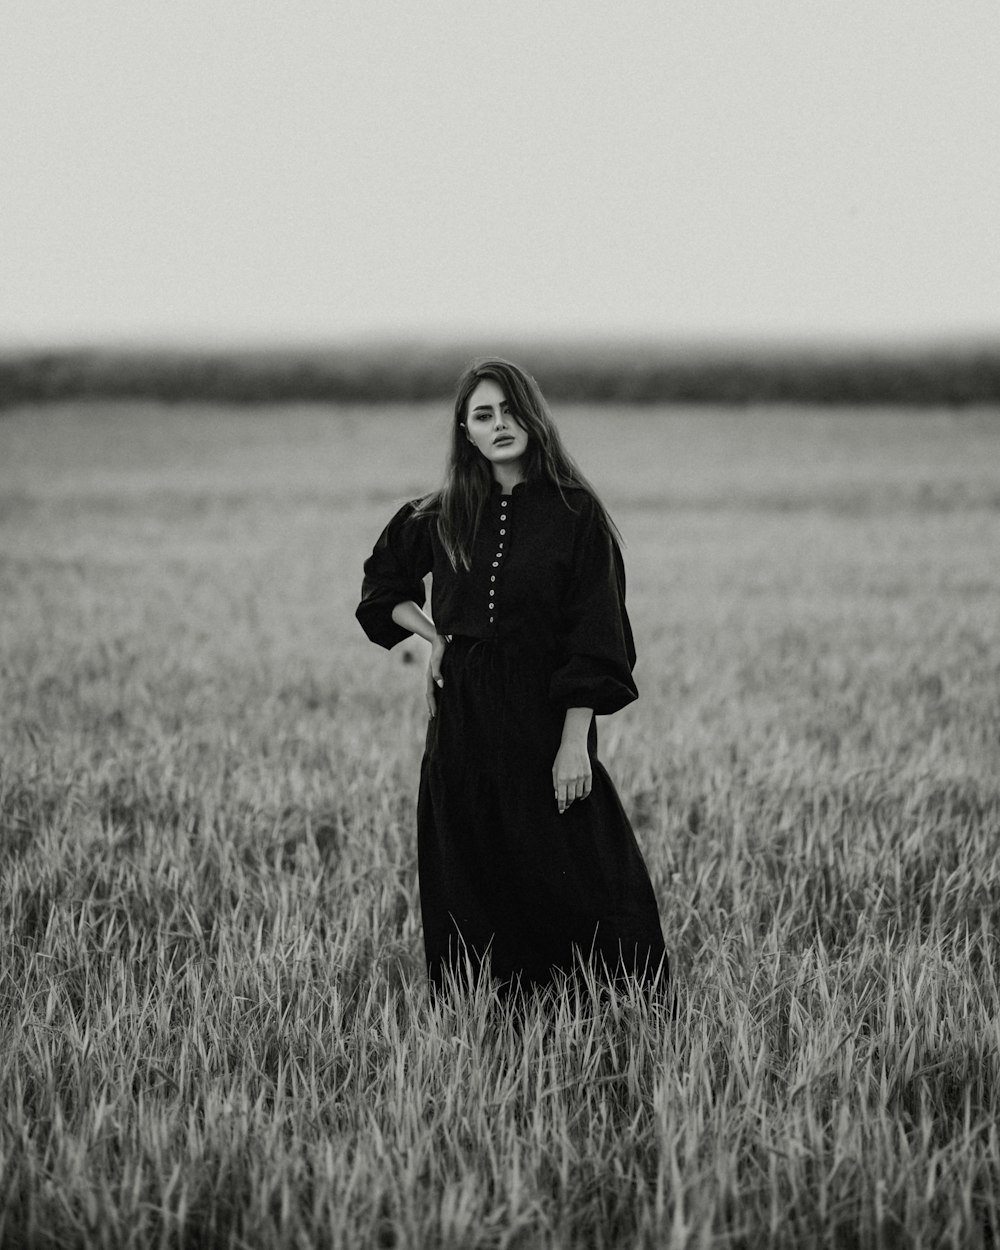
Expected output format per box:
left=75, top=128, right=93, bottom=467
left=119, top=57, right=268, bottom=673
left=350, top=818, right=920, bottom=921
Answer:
left=2, top=400, right=999, bottom=1248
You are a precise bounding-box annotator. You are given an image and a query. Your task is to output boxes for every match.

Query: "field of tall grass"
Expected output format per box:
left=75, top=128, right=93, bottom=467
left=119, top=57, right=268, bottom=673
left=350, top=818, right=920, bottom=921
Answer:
left=2, top=400, right=999, bottom=1248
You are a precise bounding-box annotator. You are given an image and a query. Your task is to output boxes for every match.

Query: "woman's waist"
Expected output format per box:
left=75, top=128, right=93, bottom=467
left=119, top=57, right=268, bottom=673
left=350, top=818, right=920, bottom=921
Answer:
left=444, top=632, right=555, bottom=676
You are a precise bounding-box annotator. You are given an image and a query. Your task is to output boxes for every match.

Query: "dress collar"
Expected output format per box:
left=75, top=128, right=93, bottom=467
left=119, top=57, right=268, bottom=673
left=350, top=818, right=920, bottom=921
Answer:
left=490, top=477, right=535, bottom=497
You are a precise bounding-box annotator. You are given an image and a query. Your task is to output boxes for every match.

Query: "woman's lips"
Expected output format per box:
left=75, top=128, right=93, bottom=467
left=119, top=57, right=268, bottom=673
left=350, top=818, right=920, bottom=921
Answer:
left=493, top=436, right=514, bottom=446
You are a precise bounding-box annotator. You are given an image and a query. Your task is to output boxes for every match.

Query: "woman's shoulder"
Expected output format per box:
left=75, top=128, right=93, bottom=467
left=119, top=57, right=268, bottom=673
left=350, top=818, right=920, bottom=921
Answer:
left=526, top=477, right=589, bottom=503
left=377, top=493, right=438, bottom=539
left=560, top=484, right=595, bottom=505
left=548, top=485, right=622, bottom=556
left=549, top=483, right=601, bottom=521
left=389, top=491, right=438, bottom=519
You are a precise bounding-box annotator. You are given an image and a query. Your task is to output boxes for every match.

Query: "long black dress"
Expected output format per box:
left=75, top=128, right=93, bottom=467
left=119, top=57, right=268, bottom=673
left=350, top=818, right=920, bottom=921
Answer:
left=356, top=478, right=666, bottom=993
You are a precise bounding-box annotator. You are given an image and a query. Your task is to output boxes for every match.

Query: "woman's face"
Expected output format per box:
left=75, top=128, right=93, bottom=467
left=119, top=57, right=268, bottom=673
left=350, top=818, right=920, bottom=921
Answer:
left=461, top=378, right=530, bottom=471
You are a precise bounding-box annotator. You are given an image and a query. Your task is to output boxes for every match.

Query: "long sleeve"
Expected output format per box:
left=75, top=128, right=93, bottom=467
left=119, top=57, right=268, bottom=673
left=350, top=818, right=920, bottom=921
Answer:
left=548, top=497, right=638, bottom=715
left=356, top=501, right=434, bottom=650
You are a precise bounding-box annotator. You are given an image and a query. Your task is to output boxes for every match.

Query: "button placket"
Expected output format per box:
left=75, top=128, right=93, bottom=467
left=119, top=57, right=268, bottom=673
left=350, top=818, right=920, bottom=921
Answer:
left=489, top=495, right=510, bottom=626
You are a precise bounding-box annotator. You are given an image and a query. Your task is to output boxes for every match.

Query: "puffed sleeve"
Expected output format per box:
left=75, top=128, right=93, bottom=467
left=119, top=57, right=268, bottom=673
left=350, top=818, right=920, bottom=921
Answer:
left=548, top=496, right=638, bottom=715
left=355, top=501, right=434, bottom=650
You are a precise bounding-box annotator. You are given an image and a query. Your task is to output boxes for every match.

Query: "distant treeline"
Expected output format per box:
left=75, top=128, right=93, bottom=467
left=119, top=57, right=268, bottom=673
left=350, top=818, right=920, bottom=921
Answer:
left=2, top=340, right=999, bottom=408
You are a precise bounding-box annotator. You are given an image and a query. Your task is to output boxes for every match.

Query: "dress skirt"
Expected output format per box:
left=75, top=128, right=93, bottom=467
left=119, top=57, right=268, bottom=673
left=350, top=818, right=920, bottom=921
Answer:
left=417, top=634, right=667, bottom=993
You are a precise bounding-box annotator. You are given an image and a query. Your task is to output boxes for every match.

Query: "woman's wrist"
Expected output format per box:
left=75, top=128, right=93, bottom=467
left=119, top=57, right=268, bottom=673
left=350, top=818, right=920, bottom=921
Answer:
left=561, top=706, right=593, bottom=744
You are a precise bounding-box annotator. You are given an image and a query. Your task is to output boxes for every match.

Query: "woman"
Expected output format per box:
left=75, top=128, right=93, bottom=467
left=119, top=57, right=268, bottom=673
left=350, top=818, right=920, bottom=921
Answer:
left=356, top=359, right=666, bottom=997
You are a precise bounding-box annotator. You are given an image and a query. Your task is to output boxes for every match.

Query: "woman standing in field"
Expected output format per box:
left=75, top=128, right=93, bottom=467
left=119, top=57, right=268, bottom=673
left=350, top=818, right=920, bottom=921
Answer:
left=356, top=359, right=666, bottom=997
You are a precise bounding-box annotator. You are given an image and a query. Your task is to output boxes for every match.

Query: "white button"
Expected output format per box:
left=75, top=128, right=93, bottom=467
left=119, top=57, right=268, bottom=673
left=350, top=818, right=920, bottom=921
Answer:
left=490, top=575, right=496, bottom=582
left=500, top=514, right=506, bottom=521
left=489, top=616, right=494, bottom=623
left=499, top=529, right=505, bottom=535
left=492, top=561, right=498, bottom=567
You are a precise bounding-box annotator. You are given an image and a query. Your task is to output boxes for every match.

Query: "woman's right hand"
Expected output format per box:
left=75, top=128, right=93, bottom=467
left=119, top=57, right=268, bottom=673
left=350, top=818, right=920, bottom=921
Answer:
left=426, top=633, right=448, bottom=717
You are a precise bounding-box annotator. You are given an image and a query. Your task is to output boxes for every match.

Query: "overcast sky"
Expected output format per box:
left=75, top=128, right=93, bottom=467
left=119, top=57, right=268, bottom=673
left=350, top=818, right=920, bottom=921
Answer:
left=3, top=1, right=999, bottom=348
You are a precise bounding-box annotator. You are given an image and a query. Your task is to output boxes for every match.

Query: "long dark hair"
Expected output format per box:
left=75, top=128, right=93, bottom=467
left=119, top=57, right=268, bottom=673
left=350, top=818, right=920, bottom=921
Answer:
left=414, top=358, right=620, bottom=571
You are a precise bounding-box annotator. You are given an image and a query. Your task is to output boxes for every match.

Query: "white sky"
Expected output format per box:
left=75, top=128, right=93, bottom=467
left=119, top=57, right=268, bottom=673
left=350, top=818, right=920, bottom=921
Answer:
left=2, top=1, right=999, bottom=347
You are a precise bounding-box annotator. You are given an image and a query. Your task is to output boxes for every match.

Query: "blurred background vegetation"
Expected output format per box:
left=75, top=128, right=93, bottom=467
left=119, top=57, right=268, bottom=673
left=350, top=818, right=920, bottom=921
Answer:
left=2, top=339, right=999, bottom=408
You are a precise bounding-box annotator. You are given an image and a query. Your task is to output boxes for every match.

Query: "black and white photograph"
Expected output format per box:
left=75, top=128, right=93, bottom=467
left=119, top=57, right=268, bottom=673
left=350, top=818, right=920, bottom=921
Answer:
left=2, top=3, right=999, bottom=1246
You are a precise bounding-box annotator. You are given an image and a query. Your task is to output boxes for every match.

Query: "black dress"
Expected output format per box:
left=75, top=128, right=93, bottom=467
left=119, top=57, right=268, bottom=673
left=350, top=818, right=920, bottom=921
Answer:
left=356, top=479, right=666, bottom=993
